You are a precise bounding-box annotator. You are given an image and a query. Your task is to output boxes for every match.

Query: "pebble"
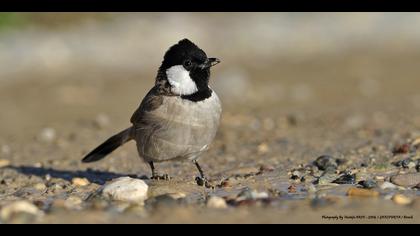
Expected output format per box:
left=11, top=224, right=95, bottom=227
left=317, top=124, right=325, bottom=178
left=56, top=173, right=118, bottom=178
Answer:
left=236, top=188, right=269, bottom=201
left=379, top=182, right=398, bottom=190
left=33, top=183, right=47, bottom=191
left=391, top=173, right=420, bottom=188
left=0, top=201, right=43, bottom=222
left=332, top=174, right=356, bottom=185
left=347, top=188, right=380, bottom=197
left=392, top=143, right=410, bottom=155
left=412, top=138, right=420, bottom=148
left=392, top=194, right=412, bottom=205
left=101, top=177, right=149, bottom=204
left=375, top=176, right=386, bottom=181
left=393, top=158, right=416, bottom=169
left=64, top=196, right=83, bottom=210
left=257, top=143, right=270, bottom=155
left=314, top=155, right=337, bottom=171
left=290, top=170, right=302, bottom=180
left=317, top=171, right=339, bottom=185
left=71, top=177, right=90, bottom=187
left=207, top=196, right=228, bottom=209
left=0, top=159, right=10, bottom=168
left=358, top=180, right=377, bottom=189
left=38, top=128, right=57, bottom=143
left=288, top=185, right=297, bottom=193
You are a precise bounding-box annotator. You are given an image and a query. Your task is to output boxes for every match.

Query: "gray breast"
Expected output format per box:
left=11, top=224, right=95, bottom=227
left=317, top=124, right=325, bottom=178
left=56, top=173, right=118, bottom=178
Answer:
left=134, top=93, right=222, bottom=162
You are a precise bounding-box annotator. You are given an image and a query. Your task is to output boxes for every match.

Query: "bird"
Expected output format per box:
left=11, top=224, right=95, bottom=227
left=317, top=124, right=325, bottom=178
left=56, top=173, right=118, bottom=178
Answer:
left=82, top=38, right=222, bottom=187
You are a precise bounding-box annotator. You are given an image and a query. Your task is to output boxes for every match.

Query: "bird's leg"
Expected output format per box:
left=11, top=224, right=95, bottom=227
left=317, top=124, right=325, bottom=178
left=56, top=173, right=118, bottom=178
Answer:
left=149, top=162, right=171, bottom=180
left=193, top=160, right=214, bottom=189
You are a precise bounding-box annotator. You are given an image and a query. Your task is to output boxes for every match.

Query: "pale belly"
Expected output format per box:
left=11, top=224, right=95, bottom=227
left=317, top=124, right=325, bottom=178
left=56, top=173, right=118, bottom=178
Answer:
left=135, top=93, right=222, bottom=162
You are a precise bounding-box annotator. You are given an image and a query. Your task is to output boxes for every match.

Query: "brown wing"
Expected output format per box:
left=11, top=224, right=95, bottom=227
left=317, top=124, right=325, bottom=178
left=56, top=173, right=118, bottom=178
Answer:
left=130, top=86, right=164, bottom=125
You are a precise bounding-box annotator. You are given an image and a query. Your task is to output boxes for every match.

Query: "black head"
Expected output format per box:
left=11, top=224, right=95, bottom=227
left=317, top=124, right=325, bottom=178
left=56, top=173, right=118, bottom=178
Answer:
left=159, top=39, right=220, bottom=92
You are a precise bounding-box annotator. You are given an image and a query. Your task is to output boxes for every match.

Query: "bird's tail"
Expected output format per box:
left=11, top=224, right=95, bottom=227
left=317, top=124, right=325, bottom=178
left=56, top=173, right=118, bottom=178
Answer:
left=82, top=127, right=134, bottom=163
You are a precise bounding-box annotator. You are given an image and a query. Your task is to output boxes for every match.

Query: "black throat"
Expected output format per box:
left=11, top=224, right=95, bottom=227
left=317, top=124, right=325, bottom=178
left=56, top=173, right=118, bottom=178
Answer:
left=181, top=88, right=213, bottom=102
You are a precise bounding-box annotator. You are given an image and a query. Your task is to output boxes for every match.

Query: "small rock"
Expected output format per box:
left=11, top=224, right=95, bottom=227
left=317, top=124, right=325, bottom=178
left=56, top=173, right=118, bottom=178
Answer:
left=393, top=158, right=416, bottom=169
left=375, top=176, right=386, bottom=181
left=218, top=178, right=233, bottom=188
left=317, top=171, right=339, bottom=185
left=288, top=185, right=297, bottom=193
left=38, top=128, right=57, bottom=143
left=290, top=170, right=302, bottom=180
left=49, top=183, right=64, bottom=192
left=407, top=161, right=417, bottom=169
left=33, top=162, right=43, bottom=168
left=347, top=188, right=380, bottom=198
left=236, top=188, right=269, bottom=201
left=64, top=196, right=83, bottom=210
left=392, top=143, right=410, bottom=155
left=257, top=143, right=269, bottom=155
left=71, top=177, right=90, bottom=187
left=392, top=194, right=412, bottom=205
left=391, top=173, right=420, bottom=188
left=0, top=159, right=10, bottom=168
left=45, top=174, right=52, bottom=181
left=314, top=155, right=337, bottom=171
left=358, top=180, right=377, bottom=189
left=412, top=138, right=420, bottom=148
left=101, top=177, right=149, bottom=204
left=333, top=174, right=356, bottom=185
left=207, top=196, right=228, bottom=209
left=379, top=182, right=398, bottom=190
left=0, top=201, right=43, bottom=222
left=33, top=183, right=47, bottom=191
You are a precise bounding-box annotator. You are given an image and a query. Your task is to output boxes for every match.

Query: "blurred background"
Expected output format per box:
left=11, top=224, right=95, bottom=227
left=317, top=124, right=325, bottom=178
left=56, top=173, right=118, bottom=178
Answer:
left=0, top=12, right=420, bottom=159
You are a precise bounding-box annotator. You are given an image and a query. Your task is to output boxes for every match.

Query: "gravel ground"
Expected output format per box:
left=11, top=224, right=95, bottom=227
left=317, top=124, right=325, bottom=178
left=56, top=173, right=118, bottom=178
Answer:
left=1, top=13, right=420, bottom=224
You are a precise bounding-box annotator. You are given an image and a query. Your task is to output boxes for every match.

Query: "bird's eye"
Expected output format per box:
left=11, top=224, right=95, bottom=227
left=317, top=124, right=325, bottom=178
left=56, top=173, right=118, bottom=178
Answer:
left=183, top=60, right=192, bottom=68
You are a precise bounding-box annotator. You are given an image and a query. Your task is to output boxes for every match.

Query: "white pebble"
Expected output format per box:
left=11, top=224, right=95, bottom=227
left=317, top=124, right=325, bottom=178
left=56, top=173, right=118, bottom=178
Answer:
left=0, top=159, right=10, bottom=168
left=380, top=182, right=398, bottom=190
left=101, top=177, right=149, bottom=204
left=207, top=196, right=228, bottom=209
left=0, top=201, right=43, bottom=221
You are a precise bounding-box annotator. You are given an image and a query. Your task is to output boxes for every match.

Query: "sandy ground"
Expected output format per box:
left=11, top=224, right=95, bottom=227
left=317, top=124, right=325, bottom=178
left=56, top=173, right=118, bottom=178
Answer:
left=0, top=47, right=420, bottom=223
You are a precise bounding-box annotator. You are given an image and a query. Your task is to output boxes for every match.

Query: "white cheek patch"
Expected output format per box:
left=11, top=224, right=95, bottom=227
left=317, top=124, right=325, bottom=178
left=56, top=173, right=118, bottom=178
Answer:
left=166, top=65, right=198, bottom=96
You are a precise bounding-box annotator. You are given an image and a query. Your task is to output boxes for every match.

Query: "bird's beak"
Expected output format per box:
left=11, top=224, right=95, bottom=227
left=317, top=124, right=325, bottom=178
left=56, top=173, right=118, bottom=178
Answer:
left=200, top=58, right=221, bottom=69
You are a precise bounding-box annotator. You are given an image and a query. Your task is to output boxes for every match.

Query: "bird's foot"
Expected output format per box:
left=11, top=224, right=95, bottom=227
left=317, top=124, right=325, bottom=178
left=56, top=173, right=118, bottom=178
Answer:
left=151, top=174, right=172, bottom=181
left=195, top=176, right=215, bottom=189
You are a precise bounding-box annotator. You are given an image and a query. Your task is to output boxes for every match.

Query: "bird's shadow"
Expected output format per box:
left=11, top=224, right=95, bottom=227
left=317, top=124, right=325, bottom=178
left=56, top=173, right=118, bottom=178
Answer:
left=7, top=165, right=148, bottom=185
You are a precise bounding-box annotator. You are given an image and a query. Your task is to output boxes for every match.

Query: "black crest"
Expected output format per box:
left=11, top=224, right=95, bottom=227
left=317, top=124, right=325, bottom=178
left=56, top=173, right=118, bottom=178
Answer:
left=160, top=38, right=208, bottom=70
